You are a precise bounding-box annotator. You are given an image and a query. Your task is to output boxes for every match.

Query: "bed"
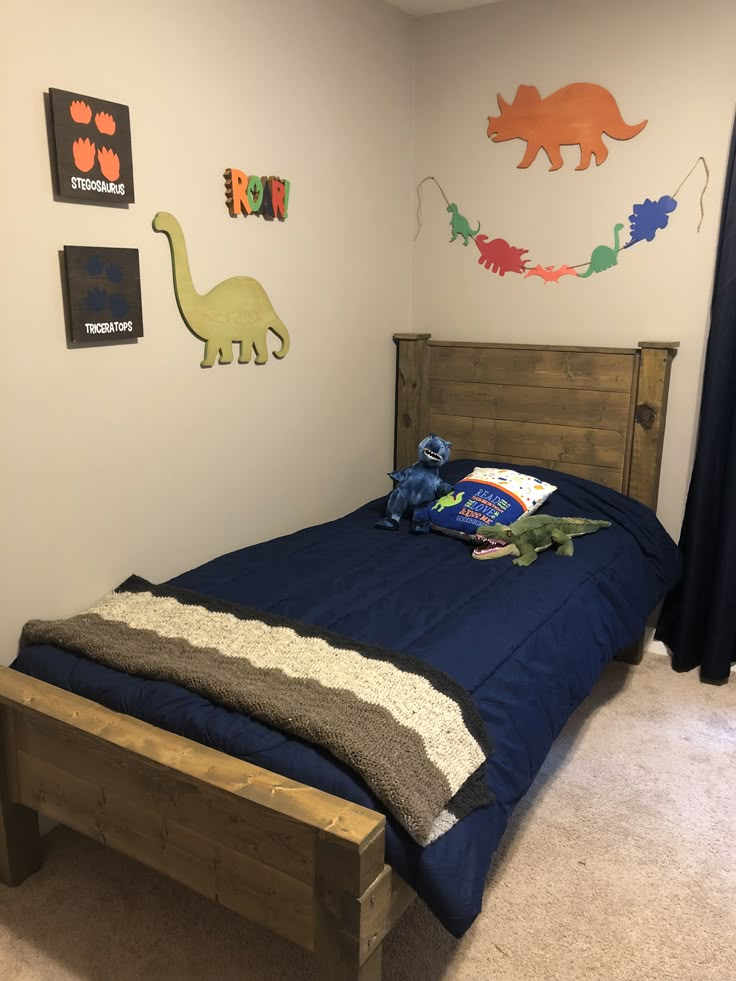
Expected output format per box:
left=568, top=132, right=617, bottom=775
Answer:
left=0, top=334, right=680, bottom=980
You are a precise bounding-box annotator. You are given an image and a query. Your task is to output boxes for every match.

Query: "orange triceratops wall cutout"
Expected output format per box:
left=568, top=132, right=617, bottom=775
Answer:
left=486, top=83, right=647, bottom=171
left=224, top=169, right=290, bottom=221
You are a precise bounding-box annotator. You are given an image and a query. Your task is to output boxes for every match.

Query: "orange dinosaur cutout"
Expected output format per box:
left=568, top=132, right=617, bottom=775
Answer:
left=69, top=100, right=92, bottom=124
left=95, top=111, right=116, bottom=135
left=72, top=137, right=96, bottom=173
left=487, top=83, right=647, bottom=171
left=98, top=147, right=120, bottom=182
left=524, top=264, right=578, bottom=284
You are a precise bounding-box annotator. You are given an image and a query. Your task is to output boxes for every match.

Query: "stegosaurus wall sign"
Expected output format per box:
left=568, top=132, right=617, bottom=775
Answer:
left=49, top=87, right=134, bottom=204
left=417, top=158, right=708, bottom=284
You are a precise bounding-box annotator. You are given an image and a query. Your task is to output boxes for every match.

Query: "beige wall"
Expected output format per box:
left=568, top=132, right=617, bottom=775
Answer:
left=413, top=0, right=736, bottom=539
left=3, top=0, right=735, bottom=667
left=0, top=0, right=415, bottom=664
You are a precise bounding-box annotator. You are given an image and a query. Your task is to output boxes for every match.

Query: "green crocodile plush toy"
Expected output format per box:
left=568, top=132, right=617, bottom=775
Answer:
left=472, top=515, right=611, bottom=566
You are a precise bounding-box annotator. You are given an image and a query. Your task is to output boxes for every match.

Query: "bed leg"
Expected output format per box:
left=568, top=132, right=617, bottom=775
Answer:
left=314, top=827, right=390, bottom=980
left=0, top=706, right=43, bottom=886
left=614, top=635, right=645, bottom=665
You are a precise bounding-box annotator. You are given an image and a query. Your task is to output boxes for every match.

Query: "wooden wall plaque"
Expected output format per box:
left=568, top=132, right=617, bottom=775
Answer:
left=50, top=88, right=135, bottom=204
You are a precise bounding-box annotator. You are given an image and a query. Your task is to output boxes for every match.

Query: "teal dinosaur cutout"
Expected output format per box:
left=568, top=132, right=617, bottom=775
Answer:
left=447, top=203, right=480, bottom=246
left=432, top=490, right=465, bottom=512
left=578, top=223, right=624, bottom=278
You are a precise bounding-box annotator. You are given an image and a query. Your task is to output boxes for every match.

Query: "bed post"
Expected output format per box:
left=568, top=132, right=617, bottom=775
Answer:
left=628, top=342, right=679, bottom=509
left=393, top=333, right=432, bottom=470
left=0, top=705, right=43, bottom=886
left=614, top=636, right=645, bottom=665
left=314, top=826, right=389, bottom=980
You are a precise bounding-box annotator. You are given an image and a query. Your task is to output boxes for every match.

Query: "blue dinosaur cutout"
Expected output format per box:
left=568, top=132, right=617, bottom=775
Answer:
left=625, top=195, right=678, bottom=248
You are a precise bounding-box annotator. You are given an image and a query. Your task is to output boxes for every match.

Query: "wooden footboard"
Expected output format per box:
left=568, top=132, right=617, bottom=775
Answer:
left=0, top=668, right=414, bottom=980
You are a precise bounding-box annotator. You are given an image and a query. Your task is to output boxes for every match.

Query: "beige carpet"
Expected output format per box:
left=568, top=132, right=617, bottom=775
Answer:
left=1, top=654, right=734, bottom=981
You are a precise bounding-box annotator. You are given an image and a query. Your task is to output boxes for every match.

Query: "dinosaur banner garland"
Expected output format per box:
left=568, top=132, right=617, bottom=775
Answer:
left=417, top=157, right=709, bottom=283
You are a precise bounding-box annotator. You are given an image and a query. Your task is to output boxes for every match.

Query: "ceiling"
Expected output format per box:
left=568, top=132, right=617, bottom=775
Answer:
left=385, top=0, right=503, bottom=16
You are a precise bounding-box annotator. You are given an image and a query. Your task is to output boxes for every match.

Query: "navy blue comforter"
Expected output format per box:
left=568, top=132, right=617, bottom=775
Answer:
left=12, top=461, right=680, bottom=936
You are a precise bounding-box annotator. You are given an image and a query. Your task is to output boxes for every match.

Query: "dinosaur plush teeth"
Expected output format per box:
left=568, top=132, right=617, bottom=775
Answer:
left=474, top=539, right=507, bottom=553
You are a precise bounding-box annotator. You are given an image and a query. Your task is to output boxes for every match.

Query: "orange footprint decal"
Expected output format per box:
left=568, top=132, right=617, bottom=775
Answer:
left=95, top=111, right=116, bottom=135
left=69, top=100, right=92, bottom=124
left=98, top=147, right=120, bottom=181
left=72, top=137, right=96, bottom=172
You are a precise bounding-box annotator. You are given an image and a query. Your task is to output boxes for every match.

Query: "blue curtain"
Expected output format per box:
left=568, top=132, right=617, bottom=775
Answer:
left=656, top=125, right=736, bottom=682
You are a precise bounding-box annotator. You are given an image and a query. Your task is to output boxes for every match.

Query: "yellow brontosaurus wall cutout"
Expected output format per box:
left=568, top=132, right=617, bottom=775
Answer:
left=152, top=212, right=290, bottom=368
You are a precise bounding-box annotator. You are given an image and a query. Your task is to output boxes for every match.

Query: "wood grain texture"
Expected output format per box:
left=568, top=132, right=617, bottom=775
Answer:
left=314, top=833, right=399, bottom=980
left=0, top=669, right=380, bottom=851
left=429, top=379, right=632, bottom=432
left=628, top=345, right=677, bottom=509
left=429, top=413, right=627, bottom=469
left=393, top=335, right=677, bottom=504
left=395, top=335, right=431, bottom=470
left=0, top=668, right=406, bottom=961
left=0, top=707, right=43, bottom=886
left=428, top=344, right=636, bottom=392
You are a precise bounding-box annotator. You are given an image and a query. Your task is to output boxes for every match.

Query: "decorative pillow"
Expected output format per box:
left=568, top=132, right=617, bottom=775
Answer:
left=428, top=467, right=557, bottom=541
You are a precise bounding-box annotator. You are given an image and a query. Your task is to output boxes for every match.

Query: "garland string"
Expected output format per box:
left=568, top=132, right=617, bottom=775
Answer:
left=414, top=158, right=710, bottom=271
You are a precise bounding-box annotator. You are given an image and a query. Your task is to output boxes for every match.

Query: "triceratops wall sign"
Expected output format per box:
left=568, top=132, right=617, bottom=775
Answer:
left=152, top=212, right=290, bottom=368
left=486, top=82, right=647, bottom=171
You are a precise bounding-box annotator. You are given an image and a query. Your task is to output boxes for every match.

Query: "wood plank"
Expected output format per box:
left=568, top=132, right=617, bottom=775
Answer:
left=395, top=336, right=430, bottom=470
left=314, top=828, right=388, bottom=979
left=358, top=866, right=414, bottom=964
left=16, top=750, right=314, bottom=949
left=621, top=350, right=641, bottom=494
left=628, top=345, right=676, bottom=509
left=429, top=413, right=627, bottom=469
left=429, top=379, right=631, bottom=431
left=447, top=450, right=623, bottom=491
left=14, top=712, right=313, bottom=884
left=429, top=341, right=639, bottom=354
left=428, top=345, right=636, bottom=392
left=0, top=669, right=383, bottom=854
left=0, top=708, right=43, bottom=886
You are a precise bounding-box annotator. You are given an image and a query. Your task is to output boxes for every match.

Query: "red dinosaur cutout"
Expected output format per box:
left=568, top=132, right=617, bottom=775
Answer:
left=475, top=235, right=529, bottom=276
left=524, top=264, right=578, bottom=284
left=487, top=83, right=647, bottom=171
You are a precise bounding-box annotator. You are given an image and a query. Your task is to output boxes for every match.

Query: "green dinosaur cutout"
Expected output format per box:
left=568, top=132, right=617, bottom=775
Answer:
left=432, top=491, right=464, bottom=512
left=447, top=203, right=480, bottom=246
left=578, top=223, right=624, bottom=278
left=152, top=212, right=290, bottom=368
left=472, top=515, right=611, bottom=566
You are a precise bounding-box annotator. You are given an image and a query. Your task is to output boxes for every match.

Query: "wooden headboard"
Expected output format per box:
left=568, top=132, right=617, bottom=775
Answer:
left=393, top=334, right=679, bottom=511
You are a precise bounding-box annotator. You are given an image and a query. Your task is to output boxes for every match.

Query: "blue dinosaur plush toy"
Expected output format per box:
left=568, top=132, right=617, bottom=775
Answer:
left=376, top=434, right=453, bottom=532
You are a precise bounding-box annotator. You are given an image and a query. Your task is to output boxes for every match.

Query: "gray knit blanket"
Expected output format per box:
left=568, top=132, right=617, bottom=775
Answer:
left=20, top=576, right=493, bottom=845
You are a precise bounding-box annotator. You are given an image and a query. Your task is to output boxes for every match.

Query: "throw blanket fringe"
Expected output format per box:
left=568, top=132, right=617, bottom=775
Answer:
left=20, top=576, right=493, bottom=845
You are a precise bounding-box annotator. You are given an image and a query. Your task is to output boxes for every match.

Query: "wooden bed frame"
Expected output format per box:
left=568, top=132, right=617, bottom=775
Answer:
left=0, top=334, right=678, bottom=980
